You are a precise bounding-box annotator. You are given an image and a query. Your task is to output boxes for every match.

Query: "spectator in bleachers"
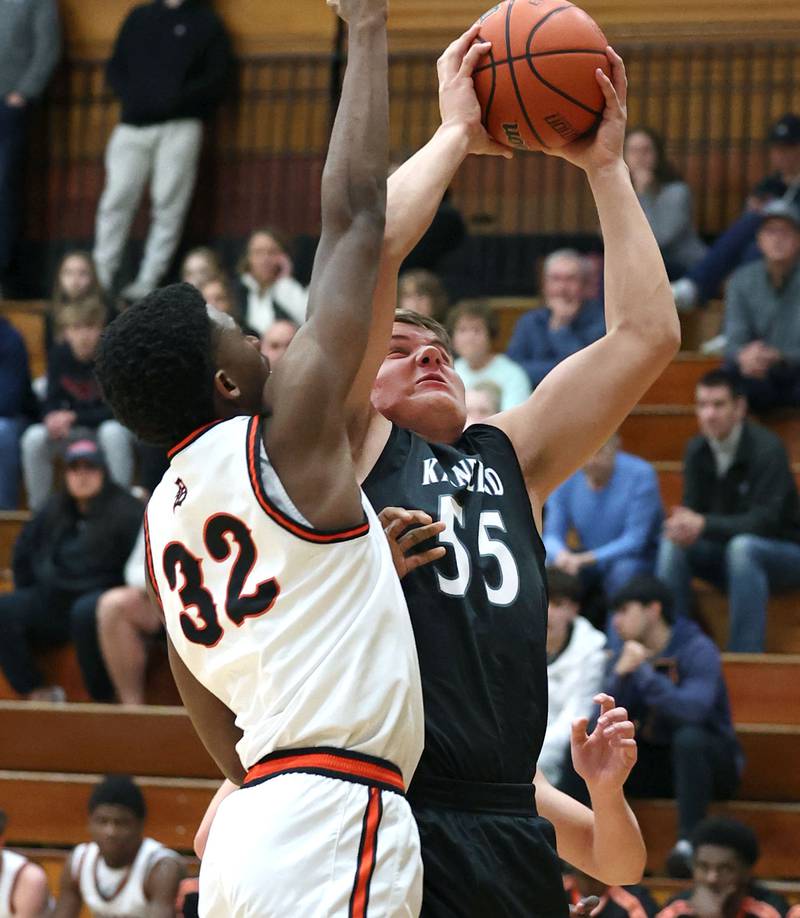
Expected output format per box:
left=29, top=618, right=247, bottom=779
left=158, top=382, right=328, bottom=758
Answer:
left=49, top=250, right=107, bottom=330
left=0, top=315, right=34, bottom=510
left=96, top=525, right=161, bottom=705
left=624, top=127, right=707, bottom=279
left=449, top=300, right=531, bottom=409
left=539, top=569, right=607, bottom=787
left=464, top=379, right=502, bottom=427
left=0, top=809, right=50, bottom=917
left=53, top=775, right=184, bottom=916
left=506, top=249, right=605, bottom=388
left=672, top=113, right=800, bottom=311
left=563, top=865, right=658, bottom=918
left=544, top=434, right=663, bottom=603
left=656, top=369, right=800, bottom=652
left=235, top=227, right=308, bottom=335
left=656, top=817, right=789, bottom=918
left=260, top=318, right=298, bottom=367
left=397, top=268, right=449, bottom=320
left=561, top=575, right=742, bottom=880
left=723, top=200, right=800, bottom=411
left=0, top=0, right=60, bottom=293
left=92, top=0, right=232, bottom=301
left=180, top=245, right=223, bottom=291
left=21, top=299, right=135, bottom=510
left=0, top=434, right=142, bottom=701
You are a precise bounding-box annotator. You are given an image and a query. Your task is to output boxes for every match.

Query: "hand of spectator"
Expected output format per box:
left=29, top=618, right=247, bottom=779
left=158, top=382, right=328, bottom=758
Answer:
left=554, top=550, right=584, bottom=576
left=378, top=507, right=446, bottom=580
left=570, top=693, right=637, bottom=795
left=541, top=47, right=627, bottom=176
left=436, top=25, right=512, bottom=159
left=614, top=640, right=648, bottom=676
left=44, top=410, right=77, bottom=440
left=569, top=896, right=601, bottom=916
left=274, top=252, right=294, bottom=280
left=5, top=92, right=26, bottom=108
left=664, top=507, right=705, bottom=546
left=737, top=341, right=772, bottom=379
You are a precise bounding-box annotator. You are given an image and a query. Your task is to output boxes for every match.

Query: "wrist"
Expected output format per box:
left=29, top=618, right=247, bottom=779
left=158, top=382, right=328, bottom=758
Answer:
left=586, top=782, right=627, bottom=810
left=435, top=121, right=474, bottom=157
left=586, top=159, right=630, bottom=187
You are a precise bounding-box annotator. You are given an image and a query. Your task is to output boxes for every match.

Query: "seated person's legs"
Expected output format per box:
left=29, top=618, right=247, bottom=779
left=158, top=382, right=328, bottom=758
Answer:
left=0, top=417, right=21, bottom=510
left=656, top=537, right=725, bottom=618
left=69, top=590, right=114, bottom=701
left=20, top=423, right=55, bottom=511
left=725, top=533, right=800, bottom=652
left=97, top=585, right=161, bottom=704
left=97, top=419, right=135, bottom=489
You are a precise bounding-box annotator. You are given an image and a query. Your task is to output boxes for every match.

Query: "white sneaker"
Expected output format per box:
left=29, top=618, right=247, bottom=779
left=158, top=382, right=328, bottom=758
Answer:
left=671, top=278, right=699, bottom=312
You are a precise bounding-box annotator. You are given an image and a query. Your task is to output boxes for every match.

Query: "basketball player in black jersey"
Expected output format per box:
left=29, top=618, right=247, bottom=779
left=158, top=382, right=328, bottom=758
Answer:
left=342, top=28, right=680, bottom=918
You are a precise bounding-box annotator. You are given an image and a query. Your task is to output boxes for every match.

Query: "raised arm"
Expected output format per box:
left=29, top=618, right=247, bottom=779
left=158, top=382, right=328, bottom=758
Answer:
left=264, top=0, right=389, bottom=528
left=492, top=50, right=680, bottom=511
left=346, top=26, right=510, bottom=445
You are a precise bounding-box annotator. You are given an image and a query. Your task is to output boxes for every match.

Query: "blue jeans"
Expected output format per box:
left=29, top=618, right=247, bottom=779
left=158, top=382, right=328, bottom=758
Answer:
left=0, top=103, right=27, bottom=278
left=0, top=418, right=21, bottom=509
left=656, top=534, right=800, bottom=652
left=686, top=209, right=762, bottom=303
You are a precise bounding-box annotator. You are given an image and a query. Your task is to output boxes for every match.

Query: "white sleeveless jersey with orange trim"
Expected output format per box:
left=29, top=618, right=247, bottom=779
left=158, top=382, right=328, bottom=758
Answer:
left=0, top=849, right=28, bottom=918
left=145, top=415, right=424, bottom=784
left=71, top=838, right=180, bottom=917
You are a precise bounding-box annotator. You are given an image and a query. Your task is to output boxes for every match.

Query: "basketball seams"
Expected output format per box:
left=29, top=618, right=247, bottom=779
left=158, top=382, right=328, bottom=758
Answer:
left=474, top=48, right=608, bottom=76
left=503, top=0, right=546, bottom=149
left=484, top=45, right=497, bottom=126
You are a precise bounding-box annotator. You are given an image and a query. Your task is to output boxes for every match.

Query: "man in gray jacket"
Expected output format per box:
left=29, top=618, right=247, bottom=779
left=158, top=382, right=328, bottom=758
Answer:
left=724, top=199, right=800, bottom=410
left=0, top=0, right=60, bottom=289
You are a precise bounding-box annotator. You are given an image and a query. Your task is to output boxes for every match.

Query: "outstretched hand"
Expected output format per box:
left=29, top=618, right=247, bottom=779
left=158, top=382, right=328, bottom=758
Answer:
left=326, top=0, right=386, bottom=23
left=571, top=693, right=637, bottom=795
left=379, top=507, right=446, bottom=579
left=542, top=47, right=628, bottom=175
left=437, top=24, right=513, bottom=159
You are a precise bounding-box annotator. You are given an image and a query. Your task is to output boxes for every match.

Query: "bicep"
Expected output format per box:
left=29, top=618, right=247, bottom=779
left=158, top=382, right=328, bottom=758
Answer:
left=492, top=330, right=676, bottom=501
left=146, top=858, right=185, bottom=911
left=13, top=864, right=50, bottom=917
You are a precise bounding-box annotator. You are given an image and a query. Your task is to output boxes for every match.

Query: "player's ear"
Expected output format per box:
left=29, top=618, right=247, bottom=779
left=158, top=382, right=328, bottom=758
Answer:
left=213, top=369, right=241, bottom=402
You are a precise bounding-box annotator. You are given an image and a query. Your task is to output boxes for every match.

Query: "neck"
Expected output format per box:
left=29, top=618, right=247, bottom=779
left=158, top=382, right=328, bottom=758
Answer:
left=74, top=498, right=91, bottom=515
left=548, top=305, right=580, bottom=330
left=766, top=257, right=798, bottom=287
left=585, top=469, right=613, bottom=490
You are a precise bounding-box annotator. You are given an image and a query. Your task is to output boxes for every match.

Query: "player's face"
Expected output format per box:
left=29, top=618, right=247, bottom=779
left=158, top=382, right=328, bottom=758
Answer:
left=372, top=323, right=466, bottom=443
left=611, top=601, right=647, bottom=642
left=210, top=307, right=271, bottom=414
left=692, top=844, right=747, bottom=897
left=756, top=217, right=800, bottom=264
left=89, top=805, right=143, bottom=868
left=695, top=385, right=744, bottom=442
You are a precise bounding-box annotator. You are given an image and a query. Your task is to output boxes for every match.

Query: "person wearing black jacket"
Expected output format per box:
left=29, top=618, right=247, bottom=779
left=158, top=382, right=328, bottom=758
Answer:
left=0, top=435, right=143, bottom=701
left=92, top=0, right=232, bottom=301
left=656, top=368, right=800, bottom=651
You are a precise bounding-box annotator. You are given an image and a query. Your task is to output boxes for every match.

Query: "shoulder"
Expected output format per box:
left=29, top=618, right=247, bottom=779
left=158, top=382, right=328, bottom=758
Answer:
left=684, top=433, right=709, bottom=460
left=516, top=308, right=548, bottom=330
left=744, top=421, right=788, bottom=457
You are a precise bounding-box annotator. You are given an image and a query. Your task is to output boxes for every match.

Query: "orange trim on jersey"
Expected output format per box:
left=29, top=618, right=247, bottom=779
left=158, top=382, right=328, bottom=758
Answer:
left=143, top=513, right=161, bottom=605
left=349, top=787, right=382, bottom=918
left=609, top=886, right=649, bottom=918
left=244, top=751, right=405, bottom=793
left=167, top=419, right=225, bottom=460
left=245, top=416, right=370, bottom=544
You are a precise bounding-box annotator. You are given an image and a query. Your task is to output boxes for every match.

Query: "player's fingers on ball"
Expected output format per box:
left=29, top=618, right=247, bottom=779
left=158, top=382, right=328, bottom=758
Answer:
left=606, top=46, right=628, bottom=106
left=438, top=23, right=481, bottom=76
left=460, top=40, right=492, bottom=76
left=484, top=138, right=514, bottom=159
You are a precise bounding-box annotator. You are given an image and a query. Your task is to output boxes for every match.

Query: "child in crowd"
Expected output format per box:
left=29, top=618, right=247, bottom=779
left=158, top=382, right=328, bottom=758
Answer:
left=180, top=246, right=223, bottom=291
left=397, top=268, right=449, bottom=320
left=20, top=299, right=134, bottom=510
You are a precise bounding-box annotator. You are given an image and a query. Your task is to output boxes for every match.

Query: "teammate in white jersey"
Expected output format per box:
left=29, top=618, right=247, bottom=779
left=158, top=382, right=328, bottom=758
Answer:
left=95, top=0, right=425, bottom=914
left=53, top=776, right=183, bottom=918
left=0, top=811, right=49, bottom=918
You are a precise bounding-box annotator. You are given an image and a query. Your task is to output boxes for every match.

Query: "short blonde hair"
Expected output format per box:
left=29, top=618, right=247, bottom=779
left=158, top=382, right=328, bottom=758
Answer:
left=57, top=297, right=106, bottom=332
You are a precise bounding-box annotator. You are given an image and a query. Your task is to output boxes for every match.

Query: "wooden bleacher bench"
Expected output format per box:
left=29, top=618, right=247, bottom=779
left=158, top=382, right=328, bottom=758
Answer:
left=0, top=771, right=218, bottom=852
left=640, top=354, right=721, bottom=406
left=0, top=511, right=28, bottom=593
left=723, top=654, right=800, bottom=725
left=0, top=300, right=47, bottom=380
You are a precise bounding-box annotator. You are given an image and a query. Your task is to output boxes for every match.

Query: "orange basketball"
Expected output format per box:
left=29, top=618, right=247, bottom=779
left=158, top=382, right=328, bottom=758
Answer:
left=472, top=0, right=611, bottom=152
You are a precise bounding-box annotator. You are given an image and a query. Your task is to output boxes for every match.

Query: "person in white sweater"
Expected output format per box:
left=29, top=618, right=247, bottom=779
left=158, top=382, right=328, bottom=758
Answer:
left=540, top=568, right=608, bottom=786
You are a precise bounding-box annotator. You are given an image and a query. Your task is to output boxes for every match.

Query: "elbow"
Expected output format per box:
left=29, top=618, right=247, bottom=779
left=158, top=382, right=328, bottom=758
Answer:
left=322, top=173, right=387, bottom=236
left=596, top=853, right=647, bottom=887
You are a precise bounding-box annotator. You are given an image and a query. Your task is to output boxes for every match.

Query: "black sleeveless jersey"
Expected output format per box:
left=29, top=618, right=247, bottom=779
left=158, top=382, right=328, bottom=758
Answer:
left=363, top=423, right=548, bottom=785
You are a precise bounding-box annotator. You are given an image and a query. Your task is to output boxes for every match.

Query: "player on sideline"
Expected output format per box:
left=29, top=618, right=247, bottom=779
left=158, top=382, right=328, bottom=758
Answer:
left=52, top=775, right=184, bottom=918
left=95, top=0, right=425, bottom=914
left=345, top=31, right=679, bottom=917
left=0, top=810, right=49, bottom=918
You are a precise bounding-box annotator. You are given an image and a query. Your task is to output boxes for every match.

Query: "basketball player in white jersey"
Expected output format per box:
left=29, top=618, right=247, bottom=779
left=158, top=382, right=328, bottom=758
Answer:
left=0, top=810, right=49, bottom=918
left=52, top=776, right=183, bottom=917
left=95, top=0, right=424, bottom=914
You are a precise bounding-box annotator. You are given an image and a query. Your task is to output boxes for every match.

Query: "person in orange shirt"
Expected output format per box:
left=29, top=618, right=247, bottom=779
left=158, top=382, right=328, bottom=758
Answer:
left=563, top=866, right=657, bottom=918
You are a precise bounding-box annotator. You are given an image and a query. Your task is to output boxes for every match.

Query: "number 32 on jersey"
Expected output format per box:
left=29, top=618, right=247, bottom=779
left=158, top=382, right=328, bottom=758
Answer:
left=162, top=513, right=280, bottom=647
left=435, top=495, right=520, bottom=606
